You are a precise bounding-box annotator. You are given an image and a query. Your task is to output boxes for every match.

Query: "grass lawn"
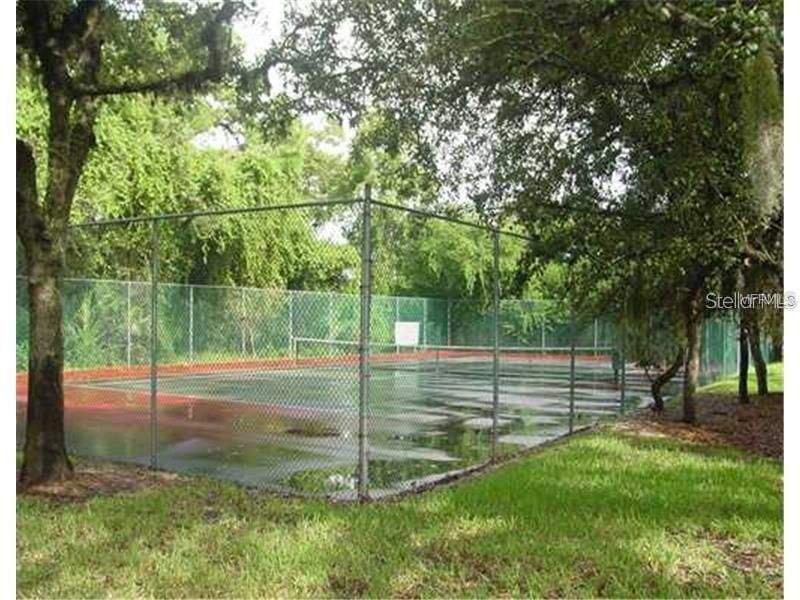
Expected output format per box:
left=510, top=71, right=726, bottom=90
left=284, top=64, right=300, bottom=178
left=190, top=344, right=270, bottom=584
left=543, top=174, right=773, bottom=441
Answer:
left=17, top=429, right=782, bottom=598
left=699, top=362, right=784, bottom=395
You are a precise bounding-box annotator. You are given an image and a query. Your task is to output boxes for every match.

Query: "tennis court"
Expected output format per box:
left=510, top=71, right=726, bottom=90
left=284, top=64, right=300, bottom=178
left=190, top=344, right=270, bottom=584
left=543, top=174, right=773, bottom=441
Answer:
left=17, top=340, right=657, bottom=497
left=15, top=198, right=727, bottom=499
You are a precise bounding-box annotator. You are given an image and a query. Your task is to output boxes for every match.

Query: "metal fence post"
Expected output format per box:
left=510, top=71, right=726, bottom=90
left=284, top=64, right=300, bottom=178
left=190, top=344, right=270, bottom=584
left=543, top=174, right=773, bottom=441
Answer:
left=328, top=294, right=334, bottom=340
left=288, top=291, right=294, bottom=357
left=422, top=298, right=428, bottom=346
left=569, top=302, right=576, bottom=433
left=541, top=315, right=546, bottom=349
left=619, top=298, right=626, bottom=415
left=491, top=229, right=500, bottom=462
left=126, top=280, right=132, bottom=367
left=736, top=314, right=741, bottom=375
left=721, top=316, right=727, bottom=376
left=149, top=220, right=160, bottom=469
left=593, top=317, right=598, bottom=357
left=357, top=184, right=373, bottom=501
left=240, top=288, right=246, bottom=355
left=188, top=284, right=194, bottom=362
left=446, top=298, right=452, bottom=346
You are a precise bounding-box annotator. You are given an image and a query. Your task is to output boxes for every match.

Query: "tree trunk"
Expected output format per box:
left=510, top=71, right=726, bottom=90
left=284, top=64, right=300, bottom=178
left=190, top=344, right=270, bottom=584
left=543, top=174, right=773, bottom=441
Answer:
left=738, top=315, right=750, bottom=404
left=749, top=318, right=769, bottom=395
left=19, top=257, right=73, bottom=486
left=651, top=348, right=685, bottom=412
left=772, top=339, right=782, bottom=362
left=17, top=134, right=78, bottom=487
left=682, top=288, right=704, bottom=424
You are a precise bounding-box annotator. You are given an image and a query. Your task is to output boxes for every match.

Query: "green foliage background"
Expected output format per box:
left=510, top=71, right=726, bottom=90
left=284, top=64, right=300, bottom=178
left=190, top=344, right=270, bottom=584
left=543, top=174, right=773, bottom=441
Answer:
left=16, top=72, right=580, bottom=371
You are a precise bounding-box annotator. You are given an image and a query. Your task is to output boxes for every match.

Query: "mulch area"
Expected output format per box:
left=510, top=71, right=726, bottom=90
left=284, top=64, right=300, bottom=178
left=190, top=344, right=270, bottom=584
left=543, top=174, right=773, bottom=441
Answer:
left=17, top=463, right=182, bottom=503
left=616, top=392, right=783, bottom=460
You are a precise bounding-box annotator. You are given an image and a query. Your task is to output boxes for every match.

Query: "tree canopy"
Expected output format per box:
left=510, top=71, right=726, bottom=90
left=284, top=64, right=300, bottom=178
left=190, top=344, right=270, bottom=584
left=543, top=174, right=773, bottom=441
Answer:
left=279, top=0, right=784, bottom=420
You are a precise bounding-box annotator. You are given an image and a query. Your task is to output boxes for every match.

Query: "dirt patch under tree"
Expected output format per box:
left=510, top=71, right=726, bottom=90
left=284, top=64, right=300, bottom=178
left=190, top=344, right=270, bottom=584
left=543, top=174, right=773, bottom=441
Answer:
left=616, top=392, right=783, bottom=460
left=17, top=462, right=182, bottom=503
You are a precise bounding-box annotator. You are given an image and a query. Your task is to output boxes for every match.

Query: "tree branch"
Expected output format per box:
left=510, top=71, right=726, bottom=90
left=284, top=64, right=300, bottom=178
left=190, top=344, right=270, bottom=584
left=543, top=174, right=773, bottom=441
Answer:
left=71, top=67, right=232, bottom=98
left=16, top=139, right=44, bottom=250
left=520, top=51, right=695, bottom=97
left=71, top=0, right=240, bottom=99
left=60, top=97, right=99, bottom=224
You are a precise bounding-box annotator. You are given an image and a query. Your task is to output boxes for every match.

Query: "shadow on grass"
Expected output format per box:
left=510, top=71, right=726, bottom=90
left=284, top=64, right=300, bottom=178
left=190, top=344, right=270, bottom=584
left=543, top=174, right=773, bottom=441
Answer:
left=17, top=431, right=783, bottom=598
left=310, top=432, right=782, bottom=597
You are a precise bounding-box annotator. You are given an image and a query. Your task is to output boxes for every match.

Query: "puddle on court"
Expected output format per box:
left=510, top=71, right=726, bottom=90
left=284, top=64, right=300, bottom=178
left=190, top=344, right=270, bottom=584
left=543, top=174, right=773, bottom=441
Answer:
left=16, top=361, right=667, bottom=496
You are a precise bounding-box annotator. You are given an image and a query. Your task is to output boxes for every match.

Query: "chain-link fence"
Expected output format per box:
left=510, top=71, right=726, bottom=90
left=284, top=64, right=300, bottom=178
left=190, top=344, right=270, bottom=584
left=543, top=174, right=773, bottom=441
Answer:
left=16, top=191, right=748, bottom=499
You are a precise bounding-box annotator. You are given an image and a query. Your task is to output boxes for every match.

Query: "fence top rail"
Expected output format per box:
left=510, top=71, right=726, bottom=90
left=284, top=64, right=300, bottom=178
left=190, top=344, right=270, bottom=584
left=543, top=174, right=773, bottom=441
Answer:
left=18, top=274, right=568, bottom=307
left=66, top=194, right=536, bottom=243
left=292, top=335, right=615, bottom=353
left=16, top=274, right=558, bottom=307
left=370, top=199, right=536, bottom=243
left=67, top=197, right=361, bottom=228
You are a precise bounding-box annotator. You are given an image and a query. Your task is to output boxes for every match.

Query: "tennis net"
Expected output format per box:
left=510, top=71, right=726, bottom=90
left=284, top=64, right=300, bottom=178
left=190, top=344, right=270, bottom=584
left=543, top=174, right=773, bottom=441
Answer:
left=291, top=336, right=616, bottom=375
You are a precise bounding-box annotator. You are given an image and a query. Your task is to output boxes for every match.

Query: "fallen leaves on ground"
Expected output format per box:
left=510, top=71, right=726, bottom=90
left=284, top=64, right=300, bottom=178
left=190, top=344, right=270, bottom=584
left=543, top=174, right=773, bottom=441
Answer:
left=617, top=393, right=782, bottom=460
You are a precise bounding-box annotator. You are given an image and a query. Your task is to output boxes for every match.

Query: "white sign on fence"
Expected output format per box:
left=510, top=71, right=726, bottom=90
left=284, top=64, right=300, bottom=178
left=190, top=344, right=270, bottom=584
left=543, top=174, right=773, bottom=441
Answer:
left=394, top=321, right=420, bottom=346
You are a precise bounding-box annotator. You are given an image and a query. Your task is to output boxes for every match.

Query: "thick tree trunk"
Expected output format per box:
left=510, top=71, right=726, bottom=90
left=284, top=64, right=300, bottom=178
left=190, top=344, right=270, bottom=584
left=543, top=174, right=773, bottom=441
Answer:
left=682, top=288, right=704, bottom=424
left=19, top=256, right=73, bottom=486
left=651, top=348, right=685, bottom=412
left=749, top=319, right=769, bottom=395
left=738, top=315, right=750, bottom=404
left=17, top=136, right=76, bottom=487
left=17, top=76, right=97, bottom=487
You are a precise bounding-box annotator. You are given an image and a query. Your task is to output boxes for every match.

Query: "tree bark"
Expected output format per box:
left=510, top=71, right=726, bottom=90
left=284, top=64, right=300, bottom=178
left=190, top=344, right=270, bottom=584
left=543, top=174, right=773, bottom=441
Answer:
left=17, top=139, right=73, bottom=486
left=738, top=314, right=750, bottom=404
left=749, top=318, right=769, bottom=395
left=20, top=259, right=73, bottom=485
left=682, top=287, right=704, bottom=424
left=651, top=348, right=685, bottom=412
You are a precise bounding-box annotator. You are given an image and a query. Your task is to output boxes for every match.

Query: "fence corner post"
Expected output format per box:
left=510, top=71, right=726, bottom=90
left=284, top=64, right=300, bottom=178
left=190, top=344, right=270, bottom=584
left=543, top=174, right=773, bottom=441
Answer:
left=357, top=183, right=373, bottom=501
